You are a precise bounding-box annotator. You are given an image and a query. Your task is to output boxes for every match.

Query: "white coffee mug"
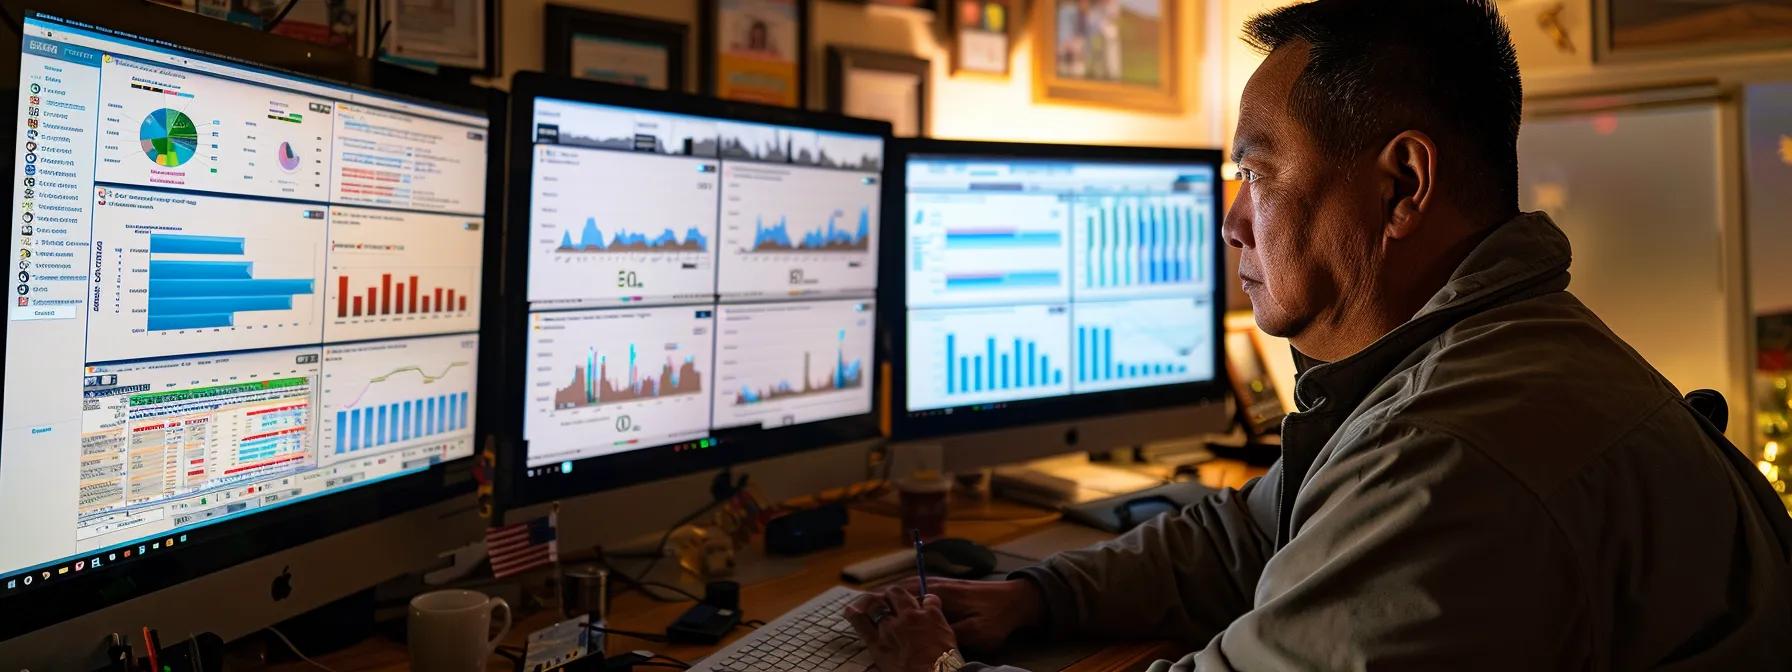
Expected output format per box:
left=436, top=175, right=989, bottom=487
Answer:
left=408, top=589, right=511, bottom=672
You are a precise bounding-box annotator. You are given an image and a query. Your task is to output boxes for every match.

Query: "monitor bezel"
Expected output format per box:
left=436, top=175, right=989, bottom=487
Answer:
left=882, top=138, right=1230, bottom=442
left=495, top=72, right=891, bottom=512
left=0, top=1, right=503, bottom=641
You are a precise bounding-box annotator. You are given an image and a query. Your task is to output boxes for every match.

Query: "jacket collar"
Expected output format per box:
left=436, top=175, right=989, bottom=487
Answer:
left=1288, top=211, right=1574, bottom=415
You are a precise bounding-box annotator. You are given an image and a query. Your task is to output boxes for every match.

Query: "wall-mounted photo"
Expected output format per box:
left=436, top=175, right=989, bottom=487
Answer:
left=701, top=0, right=811, bottom=107
left=1599, top=0, right=1792, bottom=61
left=1034, top=0, right=1180, bottom=112
left=949, top=0, right=1014, bottom=76
left=827, top=46, right=929, bottom=137
left=545, top=5, right=688, bottom=91
left=377, top=0, right=499, bottom=75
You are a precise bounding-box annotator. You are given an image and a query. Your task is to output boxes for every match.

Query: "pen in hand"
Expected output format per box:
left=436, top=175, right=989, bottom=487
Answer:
left=912, top=529, right=929, bottom=597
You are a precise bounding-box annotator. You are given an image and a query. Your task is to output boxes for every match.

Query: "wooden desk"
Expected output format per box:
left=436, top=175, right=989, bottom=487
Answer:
left=273, top=461, right=1264, bottom=671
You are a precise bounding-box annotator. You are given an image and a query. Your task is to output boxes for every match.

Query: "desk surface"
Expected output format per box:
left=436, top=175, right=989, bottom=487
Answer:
left=274, top=461, right=1263, bottom=671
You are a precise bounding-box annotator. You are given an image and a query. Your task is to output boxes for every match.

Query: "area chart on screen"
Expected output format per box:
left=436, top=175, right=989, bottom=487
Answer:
left=717, top=162, right=878, bottom=300
left=528, top=144, right=720, bottom=307
left=712, top=299, right=875, bottom=429
left=524, top=306, right=715, bottom=466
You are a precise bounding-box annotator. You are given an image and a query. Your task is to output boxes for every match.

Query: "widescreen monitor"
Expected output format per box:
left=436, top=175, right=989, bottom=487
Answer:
left=886, top=139, right=1228, bottom=464
left=0, top=3, right=497, bottom=650
left=497, top=73, right=889, bottom=509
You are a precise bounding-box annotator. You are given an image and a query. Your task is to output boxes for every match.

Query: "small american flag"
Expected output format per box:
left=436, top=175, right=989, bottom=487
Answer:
left=485, top=510, right=557, bottom=578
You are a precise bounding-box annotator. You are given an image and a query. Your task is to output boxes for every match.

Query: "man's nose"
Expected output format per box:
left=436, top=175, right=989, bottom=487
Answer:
left=1222, top=185, right=1251, bottom=249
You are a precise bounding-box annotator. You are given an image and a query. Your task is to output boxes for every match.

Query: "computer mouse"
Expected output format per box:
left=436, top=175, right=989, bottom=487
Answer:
left=921, top=538, right=997, bottom=578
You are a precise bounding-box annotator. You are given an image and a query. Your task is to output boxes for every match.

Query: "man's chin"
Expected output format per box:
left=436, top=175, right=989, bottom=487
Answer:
left=1250, top=307, right=1299, bottom=339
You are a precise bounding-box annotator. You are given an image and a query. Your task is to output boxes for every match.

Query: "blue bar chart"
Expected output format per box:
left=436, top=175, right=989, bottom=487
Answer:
left=943, top=333, right=1066, bottom=395
left=145, top=234, right=317, bottom=331
left=320, top=335, right=480, bottom=464
left=1073, top=195, right=1209, bottom=300
left=335, top=391, right=470, bottom=455
left=1070, top=297, right=1215, bottom=394
left=906, top=304, right=1072, bottom=410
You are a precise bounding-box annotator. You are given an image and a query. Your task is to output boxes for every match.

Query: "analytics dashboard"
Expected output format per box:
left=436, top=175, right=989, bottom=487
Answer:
left=520, top=97, right=879, bottom=469
left=0, top=14, right=489, bottom=591
left=902, top=157, right=1218, bottom=412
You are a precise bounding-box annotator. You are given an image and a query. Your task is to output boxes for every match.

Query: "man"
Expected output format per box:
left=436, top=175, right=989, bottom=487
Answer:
left=843, top=0, right=1792, bottom=669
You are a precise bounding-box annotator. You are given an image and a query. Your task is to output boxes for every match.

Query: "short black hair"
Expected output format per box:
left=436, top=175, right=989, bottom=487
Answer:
left=1244, top=0, right=1522, bottom=216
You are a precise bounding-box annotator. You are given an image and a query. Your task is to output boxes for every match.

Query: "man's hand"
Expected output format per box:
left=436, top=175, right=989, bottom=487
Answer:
left=895, top=578, right=1045, bottom=652
left=843, top=587, right=958, bottom=672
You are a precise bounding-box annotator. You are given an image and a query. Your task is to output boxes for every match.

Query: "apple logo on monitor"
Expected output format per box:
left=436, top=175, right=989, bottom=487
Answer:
left=271, top=566, right=294, bottom=602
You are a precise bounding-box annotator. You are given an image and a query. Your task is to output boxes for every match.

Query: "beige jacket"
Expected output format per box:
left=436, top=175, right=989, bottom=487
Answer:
left=980, top=212, right=1792, bottom=670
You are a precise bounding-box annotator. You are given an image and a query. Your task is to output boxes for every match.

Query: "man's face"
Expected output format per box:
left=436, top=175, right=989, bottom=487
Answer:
left=1224, top=44, right=1384, bottom=340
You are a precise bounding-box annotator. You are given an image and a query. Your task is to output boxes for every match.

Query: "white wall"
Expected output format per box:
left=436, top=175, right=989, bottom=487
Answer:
left=487, top=0, right=1228, bottom=148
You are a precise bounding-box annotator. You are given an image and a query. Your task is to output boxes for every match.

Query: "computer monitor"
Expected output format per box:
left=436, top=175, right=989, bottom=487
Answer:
left=495, top=73, right=889, bottom=511
left=0, top=3, right=500, bottom=665
left=886, top=139, right=1229, bottom=470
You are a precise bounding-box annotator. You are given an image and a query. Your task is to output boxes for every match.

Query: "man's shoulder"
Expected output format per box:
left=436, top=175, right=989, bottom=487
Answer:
left=1351, top=290, right=1701, bottom=494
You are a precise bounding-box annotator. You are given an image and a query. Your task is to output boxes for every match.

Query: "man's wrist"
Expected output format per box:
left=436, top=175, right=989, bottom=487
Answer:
left=1009, top=577, right=1048, bottom=630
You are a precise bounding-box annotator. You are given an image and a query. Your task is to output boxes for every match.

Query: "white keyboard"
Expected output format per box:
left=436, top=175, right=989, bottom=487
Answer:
left=688, top=586, right=873, bottom=672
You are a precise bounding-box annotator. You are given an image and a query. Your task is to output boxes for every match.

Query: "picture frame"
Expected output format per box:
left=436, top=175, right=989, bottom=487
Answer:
left=544, top=5, right=688, bottom=92
left=948, top=0, right=1015, bottom=76
left=1033, top=0, right=1180, bottom=113
left=1595, top=0, right=1792, bottom=63
left=700, top=0, right=812, bottom=108
left=376, top=0, right=499, bottom=76
left=839, top=0, right=939, bottom=10
left=826, top=46, right=929, bottom=137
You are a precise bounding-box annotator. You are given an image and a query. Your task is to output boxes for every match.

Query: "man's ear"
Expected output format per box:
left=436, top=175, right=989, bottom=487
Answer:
left=1376, top=130, right=1437, bottom=240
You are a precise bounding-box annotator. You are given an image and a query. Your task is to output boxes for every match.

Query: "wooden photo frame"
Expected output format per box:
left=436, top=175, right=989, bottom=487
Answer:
left=700, top=0, right=812, bottom=107
left=1033, top=0, right=1180, bottom=112
left=377, top=0, right=499, bottom=75
left=947, top=0, right=1016, bottom=76
left=1595, top=0, right=1792, bottom=63
left=545, top=5, right=688, bottom=91
left=839, top=0, right=939, bottom=10
left=826, top=46, right=929, bottom=137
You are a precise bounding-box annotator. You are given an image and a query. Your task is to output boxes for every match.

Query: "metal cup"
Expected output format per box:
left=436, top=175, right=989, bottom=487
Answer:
left=559, top=564, right=608, bottom=621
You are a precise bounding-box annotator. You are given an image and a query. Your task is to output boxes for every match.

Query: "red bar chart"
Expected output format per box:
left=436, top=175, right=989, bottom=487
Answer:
left=336, top=273, right=468, bottom=318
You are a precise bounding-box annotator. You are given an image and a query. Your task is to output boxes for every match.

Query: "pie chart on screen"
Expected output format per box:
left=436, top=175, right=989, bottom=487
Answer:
left=140, top=108, right=198, bottom=168
left=277, top=141, right=301, bottom=172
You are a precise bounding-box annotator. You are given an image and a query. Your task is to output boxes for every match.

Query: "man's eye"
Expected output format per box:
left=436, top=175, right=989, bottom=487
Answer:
left=1235, top=168, right=1257, bottom=182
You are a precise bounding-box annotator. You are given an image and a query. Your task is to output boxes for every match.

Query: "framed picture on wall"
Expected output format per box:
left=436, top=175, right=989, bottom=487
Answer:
left=700, top=0, right=811, bottom=107
left=545, top=5, right=688, bottom=91
left=826, top=46, right=929, bottom=137
left=377, top=0, right=498, bottom=75
left=949, top=0, right=1014, bottom=76
left=1034, top=0, right=1180, bottom=112
left=1596, top=0, right=1792, bottom=62
left=839, top=0, right=939, bottom=10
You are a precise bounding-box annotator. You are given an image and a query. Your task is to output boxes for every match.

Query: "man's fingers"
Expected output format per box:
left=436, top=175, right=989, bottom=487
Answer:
left=843, top=593, right=888, bottom=641
left=842, top=603, right=880, bottom=642
left=884, top=585, right=921, bottom=611
left=921, top=594, right=943, bottom=612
